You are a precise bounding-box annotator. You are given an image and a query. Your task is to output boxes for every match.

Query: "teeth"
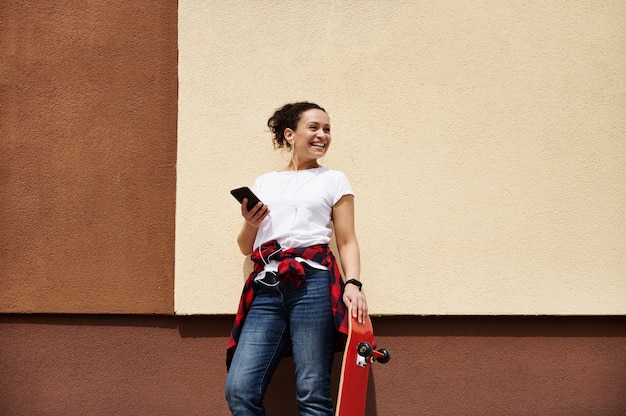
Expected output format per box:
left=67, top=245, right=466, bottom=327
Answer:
left=311, top=142, right=325, bottom=148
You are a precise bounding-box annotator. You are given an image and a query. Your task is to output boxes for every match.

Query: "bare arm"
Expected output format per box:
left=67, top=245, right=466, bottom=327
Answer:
left=237, top=198, right=269, bottom=255
left=332, top=194, right=368, bottom=323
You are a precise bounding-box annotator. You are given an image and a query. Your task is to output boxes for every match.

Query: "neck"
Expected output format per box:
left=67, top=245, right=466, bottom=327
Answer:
left=286, top=157, right=320, bottom=171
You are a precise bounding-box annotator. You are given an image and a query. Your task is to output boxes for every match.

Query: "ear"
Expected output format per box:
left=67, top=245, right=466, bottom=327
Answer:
left=284, top=128, right=295, bottom=143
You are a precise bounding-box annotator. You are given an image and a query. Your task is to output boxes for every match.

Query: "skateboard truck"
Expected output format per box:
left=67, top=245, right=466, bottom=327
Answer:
left=356, top=341, right=391, bottom=367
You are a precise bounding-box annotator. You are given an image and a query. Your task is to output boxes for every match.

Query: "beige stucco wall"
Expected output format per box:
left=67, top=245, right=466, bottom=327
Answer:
left=176, top=1, right=626, bottom=315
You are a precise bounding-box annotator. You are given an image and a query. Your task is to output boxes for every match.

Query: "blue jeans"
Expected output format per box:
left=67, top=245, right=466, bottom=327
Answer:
left=225, top=265, right=336, bottom=416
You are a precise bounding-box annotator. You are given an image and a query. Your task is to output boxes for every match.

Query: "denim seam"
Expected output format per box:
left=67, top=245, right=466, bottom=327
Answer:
left=257, top=321, right=288, bottom=404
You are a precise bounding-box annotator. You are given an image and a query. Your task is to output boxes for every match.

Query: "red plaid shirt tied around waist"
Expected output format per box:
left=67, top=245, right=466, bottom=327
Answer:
left=226, top=240, right=348, bottom=370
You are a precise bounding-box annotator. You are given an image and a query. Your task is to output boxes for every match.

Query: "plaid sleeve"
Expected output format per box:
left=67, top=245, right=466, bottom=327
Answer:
left=226, top=272, right=256, bottom=370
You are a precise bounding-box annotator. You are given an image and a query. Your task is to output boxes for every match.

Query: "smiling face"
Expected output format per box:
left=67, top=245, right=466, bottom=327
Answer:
left=285, top=109, right=331, bottom=169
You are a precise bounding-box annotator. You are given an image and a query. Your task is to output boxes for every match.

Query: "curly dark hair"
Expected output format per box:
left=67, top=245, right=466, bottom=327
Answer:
left=267, top=102, right=326, bottom=149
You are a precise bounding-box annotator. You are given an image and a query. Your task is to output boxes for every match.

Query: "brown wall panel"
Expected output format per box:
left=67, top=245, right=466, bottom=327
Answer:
left=0, top=2, right=177, bottom=313
left=1, top=315, right=624, bottom=415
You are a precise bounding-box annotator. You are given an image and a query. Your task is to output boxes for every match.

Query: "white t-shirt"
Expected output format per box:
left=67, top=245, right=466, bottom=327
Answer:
left=252, top=167, right=353, bottom=251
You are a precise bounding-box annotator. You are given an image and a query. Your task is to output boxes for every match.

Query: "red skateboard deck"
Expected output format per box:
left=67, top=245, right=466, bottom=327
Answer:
left=335, top=305, right=390, bottom=416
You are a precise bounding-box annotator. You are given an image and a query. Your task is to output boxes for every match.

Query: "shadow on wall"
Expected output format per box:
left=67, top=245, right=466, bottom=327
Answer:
left=178, top=314, right=380, bottom=414
left=264, top=353, right=379, bottom=416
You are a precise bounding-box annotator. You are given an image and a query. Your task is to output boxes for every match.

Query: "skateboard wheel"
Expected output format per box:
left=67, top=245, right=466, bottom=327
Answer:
left=357, top=342, right=372, bottom=357
left=376, top=348, right=391, bottom=364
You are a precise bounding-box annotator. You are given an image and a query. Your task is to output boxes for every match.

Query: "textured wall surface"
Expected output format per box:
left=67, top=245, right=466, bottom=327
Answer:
left=2, top=2, right=626, bottom=415
left=0, top=1, right=177, bottom=313
left=1, top=315, right=625, bottom=416
left=176, top=0, right=626, bottom=315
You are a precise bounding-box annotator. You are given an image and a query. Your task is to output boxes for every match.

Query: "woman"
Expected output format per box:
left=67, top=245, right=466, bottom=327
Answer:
left=225, top=102, right=367, bottom=416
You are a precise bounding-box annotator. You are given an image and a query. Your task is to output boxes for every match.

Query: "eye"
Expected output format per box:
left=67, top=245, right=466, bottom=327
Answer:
left=324, top=127, right=331, bottom=133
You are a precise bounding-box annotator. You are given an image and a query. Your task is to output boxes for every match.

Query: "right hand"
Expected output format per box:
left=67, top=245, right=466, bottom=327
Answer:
left=242, top=198, right=270, bottom=227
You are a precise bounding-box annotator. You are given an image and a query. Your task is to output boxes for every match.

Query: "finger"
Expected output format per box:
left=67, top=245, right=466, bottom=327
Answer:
left=253, top=202, right=267, bottom=216
left=253, top=204, right=268, bottom=220
left=359, top=296, right=368, bottom=324
left=358, top=299, right=365, bottom=324
left=244, top=203, right=263, bottom=222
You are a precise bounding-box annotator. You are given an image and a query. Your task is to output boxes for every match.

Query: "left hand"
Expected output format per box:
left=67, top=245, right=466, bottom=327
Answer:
left=343, top=283, right=367, bottom=324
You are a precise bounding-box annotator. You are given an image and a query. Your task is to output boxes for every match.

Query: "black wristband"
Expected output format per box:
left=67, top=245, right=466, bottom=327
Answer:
left=345, top=279, right=362, bottom=291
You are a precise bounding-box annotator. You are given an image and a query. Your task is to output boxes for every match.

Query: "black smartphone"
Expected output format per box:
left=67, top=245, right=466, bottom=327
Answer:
left=230, top=186, right=263, bottom=211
